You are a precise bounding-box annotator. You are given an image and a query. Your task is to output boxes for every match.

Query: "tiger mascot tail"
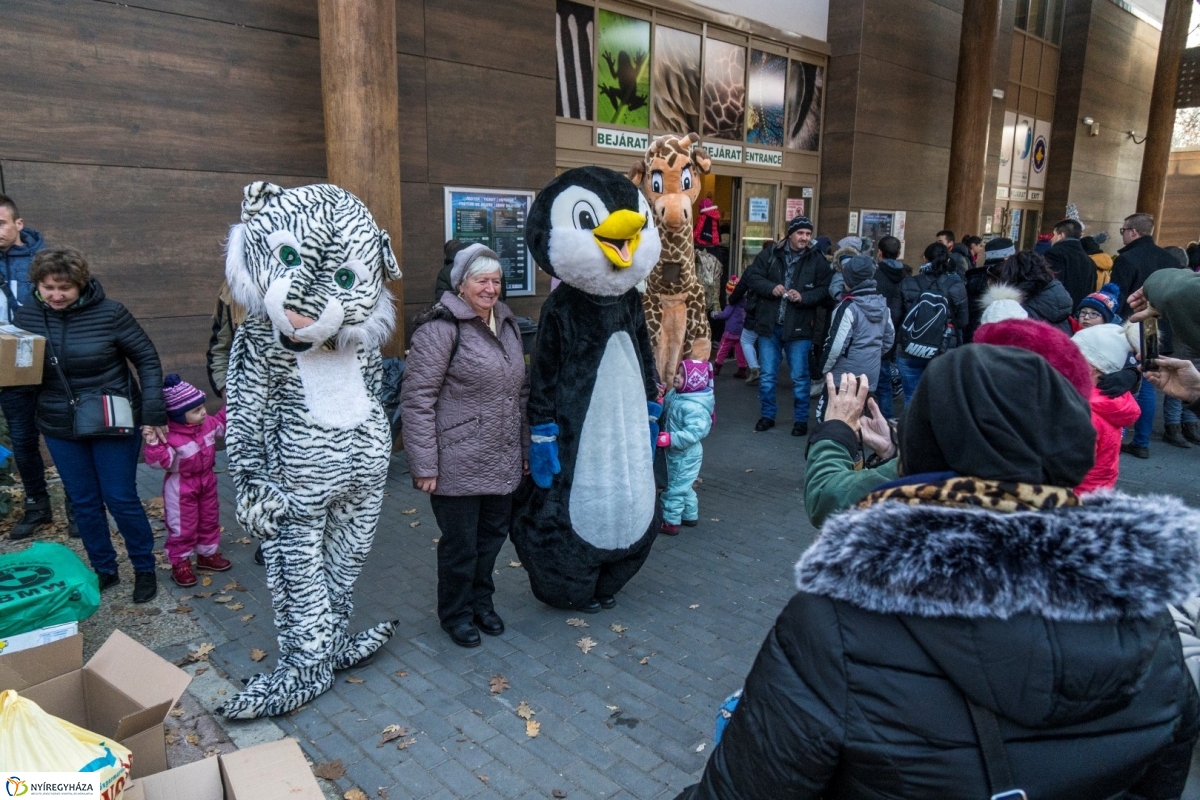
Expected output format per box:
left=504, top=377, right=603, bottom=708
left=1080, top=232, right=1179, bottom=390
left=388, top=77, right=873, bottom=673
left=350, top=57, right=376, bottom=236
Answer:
left=218, top=181, right=402, bottom=720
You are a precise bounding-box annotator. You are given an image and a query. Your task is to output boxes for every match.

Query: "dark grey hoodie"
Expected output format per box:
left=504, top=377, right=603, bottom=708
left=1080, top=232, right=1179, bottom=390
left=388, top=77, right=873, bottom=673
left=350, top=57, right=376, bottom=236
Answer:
left=821, top=256, right=895, bottom=391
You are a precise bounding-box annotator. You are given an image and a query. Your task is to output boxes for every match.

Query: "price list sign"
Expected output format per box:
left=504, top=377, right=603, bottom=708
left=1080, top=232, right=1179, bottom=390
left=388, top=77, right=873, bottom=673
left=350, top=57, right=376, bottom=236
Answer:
left=444, top=188, right=537, bottom=296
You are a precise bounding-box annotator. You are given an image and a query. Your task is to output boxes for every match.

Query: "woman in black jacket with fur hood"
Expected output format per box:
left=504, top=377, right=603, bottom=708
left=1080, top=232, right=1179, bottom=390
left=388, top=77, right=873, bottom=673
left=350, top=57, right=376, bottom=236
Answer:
left=16, top=247, right=166, bottom=604
left=679, top=345, right=1200, bottom=799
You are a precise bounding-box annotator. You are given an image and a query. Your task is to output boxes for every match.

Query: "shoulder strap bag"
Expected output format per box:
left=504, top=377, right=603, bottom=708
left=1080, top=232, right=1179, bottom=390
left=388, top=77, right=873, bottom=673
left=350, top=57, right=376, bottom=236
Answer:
left=964, top=697, right=1028, bottom=800
left=43, top=312, right=136, bottom=438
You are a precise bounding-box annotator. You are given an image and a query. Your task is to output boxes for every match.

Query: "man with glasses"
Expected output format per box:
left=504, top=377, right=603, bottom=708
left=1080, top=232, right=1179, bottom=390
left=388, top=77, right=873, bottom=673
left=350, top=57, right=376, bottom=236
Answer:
left=1112, top=214, right=1179, bottom=459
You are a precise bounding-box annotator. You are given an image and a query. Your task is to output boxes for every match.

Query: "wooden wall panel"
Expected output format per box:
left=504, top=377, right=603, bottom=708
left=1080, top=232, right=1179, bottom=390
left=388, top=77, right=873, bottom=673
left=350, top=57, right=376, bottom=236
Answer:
left=861, top=0, right=961, bottom=82
left=0, top=0, right=325, bottom=176
left=850, top=133, right=950, bottom=214
left=423, top=0, right=555, bottom=78
left=823, top=54, right=862, bottom=135
left=395, top=0, right=425, bottom=56
left=1021, top=39, right=1043, bottom=86
left=426, top=60, right=556, bottom=189
left=398, top=54, right=429, bottom=183
left=1010, top=33, right=1025, bottom=83
left=1161, top=150, right=1200, bottom=246
left=855, top=57, right=955, bottom=148
left=111, top=0, right=319, bottom=38
left=0, top=161, right=321, bottom=321
left=138, top=315, right=217, bottom=396
left=1081, top=9, right=1159, bottom=90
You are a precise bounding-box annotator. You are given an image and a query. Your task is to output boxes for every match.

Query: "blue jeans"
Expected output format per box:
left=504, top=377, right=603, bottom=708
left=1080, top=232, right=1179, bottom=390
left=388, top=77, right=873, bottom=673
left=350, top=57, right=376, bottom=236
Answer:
left=876, top=357, right=898, bottom=419
left=758, top=327, right=812, bottom=422
left=1163, top=395, right=1198, bottom=426
left=1132, top=377, right=1157, bottom=448
left=898, top=356, right=930, bottom=404
left=44, top=433, right=155, bottom=575
left=738, top=327, right=760, bottom=370
left=0, top=386, right=48, bottom=499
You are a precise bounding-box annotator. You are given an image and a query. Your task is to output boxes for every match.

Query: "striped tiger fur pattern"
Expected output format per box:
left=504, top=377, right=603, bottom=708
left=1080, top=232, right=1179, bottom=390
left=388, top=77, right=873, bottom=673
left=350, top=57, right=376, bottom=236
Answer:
left=217, top=181, right=403, bottom=720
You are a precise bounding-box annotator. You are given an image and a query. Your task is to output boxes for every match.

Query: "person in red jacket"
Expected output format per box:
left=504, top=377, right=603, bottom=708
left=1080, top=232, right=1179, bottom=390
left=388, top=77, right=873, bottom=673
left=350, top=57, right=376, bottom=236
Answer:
left=693, top=198, right=721, bottom=247
left=143, top=375, right=232, bottom=587
left=1072, top=325, right=1140, bottom=494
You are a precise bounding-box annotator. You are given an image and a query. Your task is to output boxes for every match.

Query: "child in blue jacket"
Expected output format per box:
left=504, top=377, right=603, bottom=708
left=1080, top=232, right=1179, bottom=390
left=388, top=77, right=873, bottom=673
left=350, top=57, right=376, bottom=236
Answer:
left=657, top=359, right=715, bottom=535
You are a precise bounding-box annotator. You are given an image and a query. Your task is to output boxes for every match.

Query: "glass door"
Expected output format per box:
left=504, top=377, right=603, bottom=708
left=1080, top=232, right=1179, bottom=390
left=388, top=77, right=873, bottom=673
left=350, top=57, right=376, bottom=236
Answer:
left=740, top=182, right=778, bottom=274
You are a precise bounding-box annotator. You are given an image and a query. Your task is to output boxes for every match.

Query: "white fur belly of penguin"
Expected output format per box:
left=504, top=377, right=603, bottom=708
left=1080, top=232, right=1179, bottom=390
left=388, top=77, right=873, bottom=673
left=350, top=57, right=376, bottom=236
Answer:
left=569, top=331, right=656, bottom=549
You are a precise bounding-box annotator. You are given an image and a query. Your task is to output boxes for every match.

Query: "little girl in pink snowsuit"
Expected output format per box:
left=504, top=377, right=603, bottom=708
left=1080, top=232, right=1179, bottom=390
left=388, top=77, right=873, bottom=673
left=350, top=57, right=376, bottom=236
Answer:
left=143, top=374, right=232, bottom=588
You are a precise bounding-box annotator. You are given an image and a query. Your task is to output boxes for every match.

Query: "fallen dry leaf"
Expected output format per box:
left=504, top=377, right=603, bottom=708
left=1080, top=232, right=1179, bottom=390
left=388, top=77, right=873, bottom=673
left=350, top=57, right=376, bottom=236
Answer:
left=344, top=790, right=368, bottom=800
left=639, top=657, right=650, bottom=665
left=576, top=636, right=597, bottom=654
left=240, top=613, right=255, bottom=622
left=169, top=707, right=185, bottom=718
left=313, top=760, right=346, bottom=781
left=378, top=725, right=408, bottom=747
left=188, top=642, right=215, bottom=662
left=250, top=648, right=267, bottom=662
left=346, top=676, right=365, bottom=684
left=194, top=591, right=214, bottom=598
left=201, top=576, right=212, bottom=587
left=214, top=595, right=233, bottom=603
left=606, top=705, right=619, bottom=712
left=689, top=604, right=700, bottom=609
left=234, top=536, right=252, bottom=545
left=432, top=537, right=439, bottom=543
left=172, top=605, right=193, bottom=614
left=227, top=602, right=244, bottom=611
left=566, top=618, right=588, bottom=628
left=394, top=670, right=408, bottom=678
left=165, top=732, right=178, bottom=745
left=216, top=688, right=226, bottom=695
left=515, top=701, right=535, bottom=720
left=194, top=666, right=208, bottom=676
left=477, top=775, right=489, bottom=784
left=610, top=624, right=627, bottom=634
left=185, top=733, right=199, bottom=745
left=525, top=720, right=541, bottom=738
left=377, top=790, right=389, bottom=799
left=508, top=560, right=522, bottom=568
left=401, top=508, right=418, bottom=515
left=409, top=521, right=420, bottom=528
left=222, top=581, right=240, bottom=592
left=488, top=675, right=510, bottom=694
left=204, top=747, right=222, bottom=759
left=553, top=791, right=568, bottom=799
left=395, top=737, right=417, bottom=750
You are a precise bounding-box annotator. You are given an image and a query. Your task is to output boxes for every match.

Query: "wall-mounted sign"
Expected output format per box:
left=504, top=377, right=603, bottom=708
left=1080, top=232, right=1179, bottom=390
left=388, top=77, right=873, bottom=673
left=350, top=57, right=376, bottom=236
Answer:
left=894, top=211, right=907, bottom=241
left=785, top=197, right=805, bottom=220
left=443, top=187, right=537, bottom=297
left=998, top=111, right=1016, bottom=186
left=859, top=210, right=896, bottom=245
left=1010, top=188, right=1028, bottom=200
left=1010, top=115, right=1034, bottom=187
left=744, top=147, right=783, bottom=167
left=1029, top=118, right=1051, bottom=189
left=1028, top=189, right=1043, bottom=201
left=848, top=211, right=859, bottom=234
left=802, top=187, right=813, bottom=198
left=705, top=142, right=743, bottom=162
left=748, top=197, right=770, bottom=222
left=997, top=186, right=1010, bottom=199
left=596, top=127, right=649, bottom=151
left=1009, top=207, right=1023, bottom=244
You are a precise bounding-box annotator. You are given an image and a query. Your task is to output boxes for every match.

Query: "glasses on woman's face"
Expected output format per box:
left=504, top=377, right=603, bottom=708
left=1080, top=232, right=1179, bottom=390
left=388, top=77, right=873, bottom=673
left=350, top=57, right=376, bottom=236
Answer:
left=1078, top=309, right=1103, bottom=320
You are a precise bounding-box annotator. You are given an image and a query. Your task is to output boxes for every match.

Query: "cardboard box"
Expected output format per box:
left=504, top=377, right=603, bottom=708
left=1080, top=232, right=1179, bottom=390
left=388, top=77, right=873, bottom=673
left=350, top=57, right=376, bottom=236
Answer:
left=123, top=738, right=323, bottom=800
left=0, top=324, right=45, bottom=387
left=0, top=630, right=190, bottom=778
left=0, top=621, right=78, bottom=656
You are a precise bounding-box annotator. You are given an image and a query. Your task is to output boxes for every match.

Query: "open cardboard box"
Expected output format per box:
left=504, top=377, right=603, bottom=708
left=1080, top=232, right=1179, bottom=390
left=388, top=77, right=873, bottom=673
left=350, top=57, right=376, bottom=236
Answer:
left=0, top=324, right=45, bottom=387
left=123, top=738, right=323, bottom=800
left=0, top=630, right=190, bottom=778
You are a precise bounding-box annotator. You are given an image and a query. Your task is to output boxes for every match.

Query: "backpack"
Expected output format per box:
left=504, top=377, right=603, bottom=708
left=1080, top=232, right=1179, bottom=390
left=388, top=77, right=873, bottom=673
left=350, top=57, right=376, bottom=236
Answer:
left=900, top=274, right=957, bottom=360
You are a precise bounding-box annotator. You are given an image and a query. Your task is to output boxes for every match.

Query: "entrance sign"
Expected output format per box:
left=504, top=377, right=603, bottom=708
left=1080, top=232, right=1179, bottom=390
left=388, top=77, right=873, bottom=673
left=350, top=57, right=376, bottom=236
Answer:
left=745, top=147, right=783, bottom=167
left=596, top=128, right=649, bottom=151
left=705, top=142, right=743, bottom=162
left=444, top=187, right=537, bottom=296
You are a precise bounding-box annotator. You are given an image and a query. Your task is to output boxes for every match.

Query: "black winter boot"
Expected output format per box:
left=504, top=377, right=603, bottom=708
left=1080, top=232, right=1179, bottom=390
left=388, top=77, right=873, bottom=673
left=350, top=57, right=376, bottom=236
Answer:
left=133, top=571, right=158, bottom=603
left=1184, top=421, right=1200, bottom=445
left=1164, top=424, right=1191, bottom=448
left=10, top=496, right=53, bottom=540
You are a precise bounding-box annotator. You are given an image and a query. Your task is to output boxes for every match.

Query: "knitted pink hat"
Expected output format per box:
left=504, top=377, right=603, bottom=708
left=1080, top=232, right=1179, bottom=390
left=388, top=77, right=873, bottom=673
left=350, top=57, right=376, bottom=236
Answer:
left=677, top=359, right=713, bottom=393
left=163, top=374, right=206, bottom=421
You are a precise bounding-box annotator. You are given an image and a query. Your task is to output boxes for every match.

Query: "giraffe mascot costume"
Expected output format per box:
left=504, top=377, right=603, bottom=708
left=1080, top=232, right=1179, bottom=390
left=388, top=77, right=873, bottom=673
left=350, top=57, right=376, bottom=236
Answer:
left=629, top=133, right=713, bottom=383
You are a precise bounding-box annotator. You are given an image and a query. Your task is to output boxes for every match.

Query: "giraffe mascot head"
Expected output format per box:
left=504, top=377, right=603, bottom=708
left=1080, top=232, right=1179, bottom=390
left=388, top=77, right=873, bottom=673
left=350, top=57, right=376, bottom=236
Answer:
left=629, top=132, right=714, bottom=385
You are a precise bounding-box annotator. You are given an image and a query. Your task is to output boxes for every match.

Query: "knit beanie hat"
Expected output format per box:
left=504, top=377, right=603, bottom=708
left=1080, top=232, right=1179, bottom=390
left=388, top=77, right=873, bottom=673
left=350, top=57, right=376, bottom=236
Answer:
left=978, top=284, right=1028, bottom=325
left=450, top=243, right=501, bottom=291
left=813, top=236, right=831, bottom=255
left=842, top=255, right=877, bottom=291
left=984, top=237, right=1015, bottom=263
left=1077, top=282, right=1120, bottom=323
left=163, top=374, right=206, bottom=423
left=973, top=319, right=1093, bottom=397
left=1080, top=236, right=1102, bottom=256
left=1073, top=324, right=1132, bottom=375
left=699, top=198, right=717, bottom=213
left=837, top=235, right=863, bottom=252
left=677, top=359, right=713, bottom=393
left=725, top=274, right=739, bottom=294
left=786, top=216, right=814, bottom=237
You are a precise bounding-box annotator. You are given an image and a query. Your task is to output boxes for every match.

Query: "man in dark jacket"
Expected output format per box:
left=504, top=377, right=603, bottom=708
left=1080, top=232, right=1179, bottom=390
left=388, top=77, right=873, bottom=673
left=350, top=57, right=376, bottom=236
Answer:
left=1113, top=212, right=1178, bottom=318
left=0, top=194, right=61, bottom=540
left=679, top=346, right=1200, bottom=800
left=873, top=236, right=905, bottom=418
left=742, top=216, right=832, bottom=436
left=964, top=236, right=1013, bottom=342
left=1044, top=218, right=1097, bottom=310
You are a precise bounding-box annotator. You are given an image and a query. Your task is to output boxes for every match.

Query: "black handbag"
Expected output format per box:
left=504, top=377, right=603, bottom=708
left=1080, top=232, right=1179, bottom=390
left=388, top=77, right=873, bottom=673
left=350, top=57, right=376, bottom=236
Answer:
left=43, top=316, right=136, bottom=438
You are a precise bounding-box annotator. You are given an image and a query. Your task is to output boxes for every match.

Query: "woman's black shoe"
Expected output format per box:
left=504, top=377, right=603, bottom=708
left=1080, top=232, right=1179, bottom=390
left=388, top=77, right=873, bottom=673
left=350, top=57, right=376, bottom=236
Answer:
left=446, top=621, right=481, bottom=648
left=597, top=595, right=616, bottom=610
left=579, top=598, right=602, bottom=614
left=132, top=571, right=158, bottom=603
left=96, top=571, right=119, bottom=591
left=754, top=417, right=775, bottom=432
left=474, top=610, right=505, bottom=636
left=254, top=544, right=265, bottom=566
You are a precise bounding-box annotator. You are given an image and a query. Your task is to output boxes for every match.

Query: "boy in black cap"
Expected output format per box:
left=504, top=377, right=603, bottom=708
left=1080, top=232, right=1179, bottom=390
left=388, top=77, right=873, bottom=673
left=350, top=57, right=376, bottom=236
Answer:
left=742, top=216, right=833, bottom=436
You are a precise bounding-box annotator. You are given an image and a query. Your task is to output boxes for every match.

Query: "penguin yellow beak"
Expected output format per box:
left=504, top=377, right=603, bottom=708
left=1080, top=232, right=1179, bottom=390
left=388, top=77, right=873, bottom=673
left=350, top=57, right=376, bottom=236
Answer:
left=592, top=209, right=645, bottom=268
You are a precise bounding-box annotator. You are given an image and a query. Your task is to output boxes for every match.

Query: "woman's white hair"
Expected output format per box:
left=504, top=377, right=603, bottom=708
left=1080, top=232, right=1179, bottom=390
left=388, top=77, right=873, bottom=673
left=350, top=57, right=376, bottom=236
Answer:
left=450, top=243, right=503, bottom=290
left=461, top=256, right=504, bottom=287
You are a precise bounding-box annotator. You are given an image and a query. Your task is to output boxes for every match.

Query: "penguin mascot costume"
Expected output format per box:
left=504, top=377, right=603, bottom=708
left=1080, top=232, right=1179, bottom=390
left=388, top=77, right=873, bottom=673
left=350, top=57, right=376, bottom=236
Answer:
left=511, top=166, right=664, bottom=612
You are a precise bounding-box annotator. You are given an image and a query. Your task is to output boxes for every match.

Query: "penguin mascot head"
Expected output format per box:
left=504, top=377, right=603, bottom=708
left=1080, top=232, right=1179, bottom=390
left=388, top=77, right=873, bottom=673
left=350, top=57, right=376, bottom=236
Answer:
left=528, top=166, right=662, bottom=296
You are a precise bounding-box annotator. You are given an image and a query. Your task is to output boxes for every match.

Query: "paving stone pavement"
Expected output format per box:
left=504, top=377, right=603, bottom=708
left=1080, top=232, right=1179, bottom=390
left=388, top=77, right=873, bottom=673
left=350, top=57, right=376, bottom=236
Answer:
left=135, top=375, right=1200, bottom=800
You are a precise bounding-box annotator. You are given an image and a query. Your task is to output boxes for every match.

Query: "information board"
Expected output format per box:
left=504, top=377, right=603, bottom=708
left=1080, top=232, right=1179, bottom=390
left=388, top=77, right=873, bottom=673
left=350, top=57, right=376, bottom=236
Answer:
left=444, top=188, right=536, bottom=296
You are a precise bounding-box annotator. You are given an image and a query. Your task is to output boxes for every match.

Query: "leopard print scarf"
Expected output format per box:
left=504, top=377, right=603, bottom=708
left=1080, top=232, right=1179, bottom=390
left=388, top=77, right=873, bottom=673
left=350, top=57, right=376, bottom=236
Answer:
left=860, top=476, right=1080, bottom=514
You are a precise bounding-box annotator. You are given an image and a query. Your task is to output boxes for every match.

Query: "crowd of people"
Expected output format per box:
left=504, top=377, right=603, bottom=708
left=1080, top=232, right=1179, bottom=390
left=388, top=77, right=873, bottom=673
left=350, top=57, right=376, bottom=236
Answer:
left=5, top=184, right=1200, bottom=793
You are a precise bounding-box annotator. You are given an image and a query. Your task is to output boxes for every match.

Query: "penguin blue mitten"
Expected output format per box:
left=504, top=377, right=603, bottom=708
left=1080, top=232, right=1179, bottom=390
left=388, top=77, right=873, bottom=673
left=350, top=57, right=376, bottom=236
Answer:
left=647, top=401, right=663, bottom=459
left=529, top=422, right=561, bottom=488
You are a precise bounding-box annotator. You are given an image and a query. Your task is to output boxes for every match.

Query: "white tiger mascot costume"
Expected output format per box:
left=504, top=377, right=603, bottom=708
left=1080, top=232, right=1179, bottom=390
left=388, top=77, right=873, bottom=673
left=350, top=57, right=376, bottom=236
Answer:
left=218, top=181, right=401, bottom=719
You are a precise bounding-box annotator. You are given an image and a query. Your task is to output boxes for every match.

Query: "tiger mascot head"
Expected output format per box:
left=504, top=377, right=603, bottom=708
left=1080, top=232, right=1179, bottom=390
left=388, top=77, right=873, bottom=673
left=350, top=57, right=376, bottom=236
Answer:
left=224, top=182, right=402, bottom=353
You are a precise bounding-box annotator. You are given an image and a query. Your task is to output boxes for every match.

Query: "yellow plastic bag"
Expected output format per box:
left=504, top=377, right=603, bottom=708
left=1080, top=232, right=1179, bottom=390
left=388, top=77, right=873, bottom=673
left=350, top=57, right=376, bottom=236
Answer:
left=0, top=689, right=131, bottom=798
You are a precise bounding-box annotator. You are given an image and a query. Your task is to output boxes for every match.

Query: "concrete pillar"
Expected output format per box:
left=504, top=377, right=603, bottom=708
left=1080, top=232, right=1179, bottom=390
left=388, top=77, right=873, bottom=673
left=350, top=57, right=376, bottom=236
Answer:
left=944, top=0, right=1003, bottom=236
left=318, top=0, right=405, bottom=350
left=1136, top=0, right=1193, bottom=224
